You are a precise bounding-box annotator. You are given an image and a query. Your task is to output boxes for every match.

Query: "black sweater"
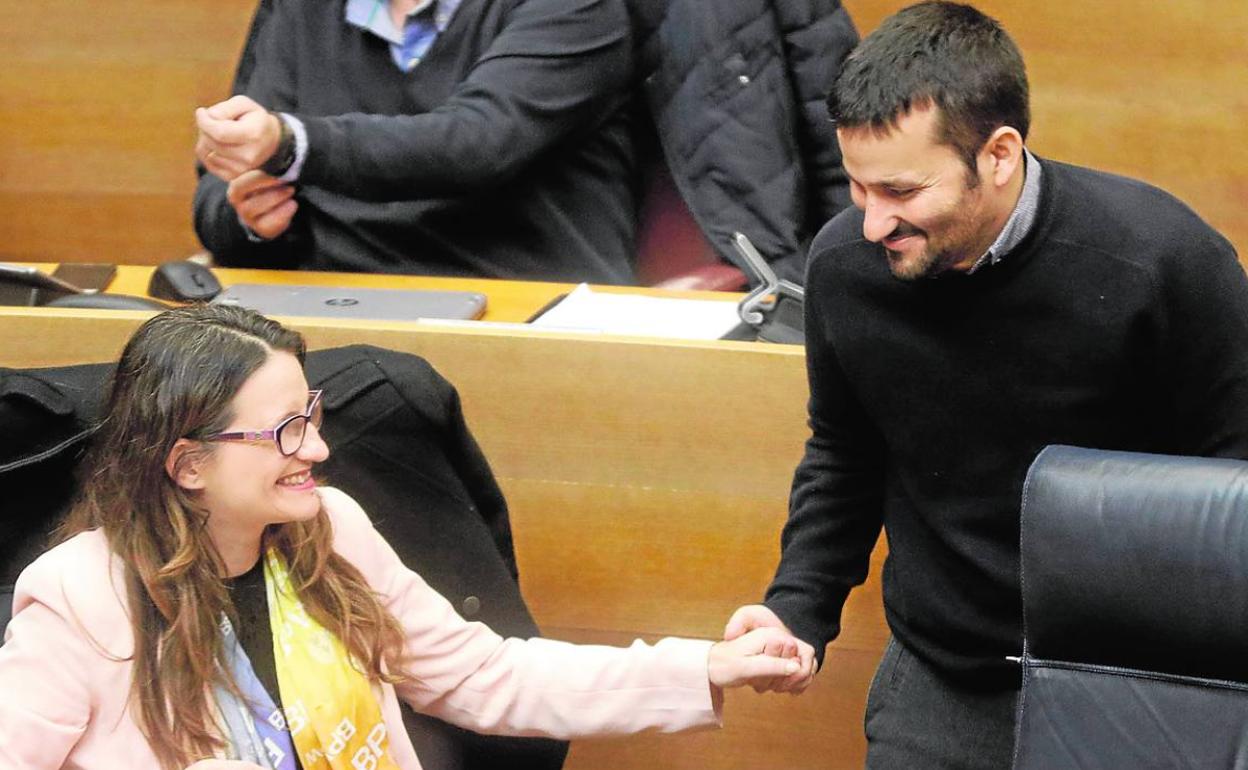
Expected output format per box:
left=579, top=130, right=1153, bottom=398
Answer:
left=194, top=0, right=637, bottom=284
left=765, top=158, right=1248, bottom=688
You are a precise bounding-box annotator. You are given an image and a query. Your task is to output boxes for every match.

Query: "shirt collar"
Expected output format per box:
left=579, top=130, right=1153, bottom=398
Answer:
left=345, top=0, right=438, bottom=44
left=967, top=147, right=1042, bottom=273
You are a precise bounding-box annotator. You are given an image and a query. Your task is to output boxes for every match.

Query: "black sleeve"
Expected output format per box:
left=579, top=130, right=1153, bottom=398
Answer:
left=763, top=249, right=886, bottom=662
left=1155, top=225, right=1248, bottom=459
left=293, top=0, right=632, bottom=200
left=191, top=0, right=305, bottom=266
left=191, top=172, right=306, bottom=268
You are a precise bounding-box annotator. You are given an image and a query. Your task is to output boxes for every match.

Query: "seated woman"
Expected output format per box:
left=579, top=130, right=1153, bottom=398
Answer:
left=0, top=305, right=804, bottom=770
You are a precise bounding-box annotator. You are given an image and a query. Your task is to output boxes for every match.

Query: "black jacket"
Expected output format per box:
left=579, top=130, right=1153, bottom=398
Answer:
left=0, top=346, right=565, bottom=770
left=630, top=0, right=858, bottom=283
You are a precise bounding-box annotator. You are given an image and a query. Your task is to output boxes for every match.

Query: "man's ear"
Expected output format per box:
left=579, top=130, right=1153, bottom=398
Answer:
left=165, top=438, right=208, bottom=491
left=980, top=126, right=1024, bottom=188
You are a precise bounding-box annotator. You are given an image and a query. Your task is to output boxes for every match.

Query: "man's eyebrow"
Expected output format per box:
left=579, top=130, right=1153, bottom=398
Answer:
left=843, top=162, right=923, bottom=187
left=876, top=173, right=929, bottom=186
left=851, top=173, right=926, bottom=188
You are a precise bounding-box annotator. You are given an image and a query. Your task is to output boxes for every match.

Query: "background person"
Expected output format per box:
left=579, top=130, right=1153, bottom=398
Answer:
left=193, top=0, right=638, bottom=284
left=626, top=0, right=859, bottom=284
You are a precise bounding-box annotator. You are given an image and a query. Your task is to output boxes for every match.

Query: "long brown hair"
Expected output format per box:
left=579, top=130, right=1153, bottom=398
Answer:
left=58, top=305, right=408, bottom=770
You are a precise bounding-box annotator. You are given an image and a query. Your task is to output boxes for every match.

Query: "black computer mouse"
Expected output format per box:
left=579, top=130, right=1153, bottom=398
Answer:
left=44, top=293, right=172, bottom=311
left=147, top=260, right=223, bottom=302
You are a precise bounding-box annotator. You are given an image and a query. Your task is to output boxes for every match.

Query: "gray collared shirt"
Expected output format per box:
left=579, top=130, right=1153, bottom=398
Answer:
left=967, top=148, right=1042, bottom=273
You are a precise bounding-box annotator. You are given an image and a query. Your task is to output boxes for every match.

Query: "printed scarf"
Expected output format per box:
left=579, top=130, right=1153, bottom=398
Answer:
left=215, top=550, right=401, bottom=770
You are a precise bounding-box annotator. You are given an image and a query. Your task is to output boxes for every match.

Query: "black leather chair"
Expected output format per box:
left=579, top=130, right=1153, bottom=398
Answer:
left=1014, top=445, right=1248, bottom=769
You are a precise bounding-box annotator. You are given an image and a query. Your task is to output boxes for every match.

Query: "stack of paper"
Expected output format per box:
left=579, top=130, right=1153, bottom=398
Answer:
left=529, top=284, right=741, bottom=340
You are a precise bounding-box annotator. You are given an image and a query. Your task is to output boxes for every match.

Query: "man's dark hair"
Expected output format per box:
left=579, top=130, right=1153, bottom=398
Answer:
left=827, top=1, right=1029, bottom=174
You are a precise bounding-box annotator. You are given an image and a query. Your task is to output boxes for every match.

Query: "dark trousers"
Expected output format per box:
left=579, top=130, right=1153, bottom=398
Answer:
left=864, top=638, right=1019, bottom=769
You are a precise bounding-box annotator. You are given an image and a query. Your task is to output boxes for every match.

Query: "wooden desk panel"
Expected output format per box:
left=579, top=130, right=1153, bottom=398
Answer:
left=505, top=477, right=887, bottom=770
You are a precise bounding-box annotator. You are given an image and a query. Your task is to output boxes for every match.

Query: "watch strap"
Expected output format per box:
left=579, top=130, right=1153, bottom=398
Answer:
left=260, top=113, right=297, bottom=177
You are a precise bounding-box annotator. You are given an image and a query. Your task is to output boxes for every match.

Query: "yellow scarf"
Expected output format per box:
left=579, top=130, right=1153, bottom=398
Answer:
left=265, top=550, right=401, bottom=770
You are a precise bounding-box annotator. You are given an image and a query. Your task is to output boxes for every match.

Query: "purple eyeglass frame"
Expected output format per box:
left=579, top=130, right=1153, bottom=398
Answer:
left=202, top=390, right=324, bottom=456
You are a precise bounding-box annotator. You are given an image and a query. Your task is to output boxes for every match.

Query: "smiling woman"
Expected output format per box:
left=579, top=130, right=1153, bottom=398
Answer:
left=173, top=360, right=329, bottom=577
left=0, top=304, right=808, bottom=770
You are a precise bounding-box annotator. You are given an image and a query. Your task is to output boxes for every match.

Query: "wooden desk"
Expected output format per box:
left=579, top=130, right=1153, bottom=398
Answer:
left=1, top=262, right=752, bottom=368
left=14, top=263, right=570, bottom=324
left=0, top=269, right=889, bottom=770
left=13, top=262, right=744, bottom=324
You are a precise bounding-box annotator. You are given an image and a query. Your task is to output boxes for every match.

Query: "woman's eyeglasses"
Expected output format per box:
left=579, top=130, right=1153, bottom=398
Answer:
left=202, top=390, right=324, bottom=456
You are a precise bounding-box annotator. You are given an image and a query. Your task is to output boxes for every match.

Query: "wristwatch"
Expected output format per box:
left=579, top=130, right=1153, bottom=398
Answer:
left=260, top=112, right=297, bottom=177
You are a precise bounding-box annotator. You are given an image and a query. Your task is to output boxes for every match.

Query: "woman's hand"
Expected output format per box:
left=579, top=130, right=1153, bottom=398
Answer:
left=721, top=604, right=819, bottom=694
left=707, top=626, right=812, bottom=692
left=186, top=761, right=269, bottom=770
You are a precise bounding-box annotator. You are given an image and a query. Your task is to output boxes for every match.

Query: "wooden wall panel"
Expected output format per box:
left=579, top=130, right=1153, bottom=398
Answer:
left=0, top=1, right=1243, bottom=267
left=0, top=0, right=255, bottom=262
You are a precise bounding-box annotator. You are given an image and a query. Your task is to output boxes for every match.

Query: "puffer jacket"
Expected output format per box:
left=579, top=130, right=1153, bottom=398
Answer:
left=631, top=0, right=858, bottom=284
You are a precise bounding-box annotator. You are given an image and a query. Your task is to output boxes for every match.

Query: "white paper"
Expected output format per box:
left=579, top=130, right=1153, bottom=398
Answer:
left=530, top=284, right=741, bottom=340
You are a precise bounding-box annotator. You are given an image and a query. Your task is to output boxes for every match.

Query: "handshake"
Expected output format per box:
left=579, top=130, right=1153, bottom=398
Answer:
left=710, top=604, right=818, bottom=695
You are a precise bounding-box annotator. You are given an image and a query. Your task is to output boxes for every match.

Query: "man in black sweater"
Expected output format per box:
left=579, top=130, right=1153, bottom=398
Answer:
left=724, top=2, right=1248, bottom=767
left=193, top=0, right=636, bottom=284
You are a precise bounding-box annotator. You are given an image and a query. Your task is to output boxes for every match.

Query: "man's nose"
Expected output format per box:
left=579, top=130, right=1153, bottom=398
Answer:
left=860, top=195, right=897, bottom=243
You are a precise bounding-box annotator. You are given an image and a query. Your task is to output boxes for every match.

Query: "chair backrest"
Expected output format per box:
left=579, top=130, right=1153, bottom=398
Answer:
left=1014, top=445, right=1248, bottom=769
left=634, top=159, right=748, bottom=291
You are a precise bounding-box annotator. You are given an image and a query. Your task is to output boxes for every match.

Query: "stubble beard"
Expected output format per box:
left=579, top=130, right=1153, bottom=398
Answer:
left=886, top=245, right=943, bottom=281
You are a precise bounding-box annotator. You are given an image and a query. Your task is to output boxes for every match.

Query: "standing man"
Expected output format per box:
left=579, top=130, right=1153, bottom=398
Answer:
left=193, top=0, right=637, bottom=284
left=725, top=2, right=1248, bottom=767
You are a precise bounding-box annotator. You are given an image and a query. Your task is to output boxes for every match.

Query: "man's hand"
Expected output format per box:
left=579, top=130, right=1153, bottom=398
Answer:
left=723, top=604, right=818, bottom=694
left=708, top=627, right=801, bottom=691
left=227, top=170, right=298, bottom=240
left=196, top=95, right=282, bottom=181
